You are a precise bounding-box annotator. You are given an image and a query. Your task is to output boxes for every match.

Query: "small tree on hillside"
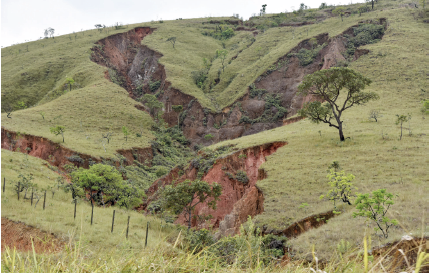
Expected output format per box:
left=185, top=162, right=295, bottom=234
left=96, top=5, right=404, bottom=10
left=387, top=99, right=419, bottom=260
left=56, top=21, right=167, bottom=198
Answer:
left=2, top=104, right=13, bottom=118
left=162, top=179, right=222, bottom=230
left=353, top=189, right=398, bottom=238
left=122, top=126, right=129, bottom=142
left=298, top=67, right=378, bottom=141
left=166, top=37, right=176, bottom=48
left=320, top=169, right=356, bottom=210
left=65, top=77, right=75, bottom=91
left=50, top=125, right=66, bottom=142
left=71, top=163, right=144, bottom=208
left=369, top=109, right=382, bottom=122
left=395, top=114, right=411, bottom=140
left=172, top=105, right=183, bottom=125
left=332, top=7, right=346, bottom=21
left=140, top=94, right=163, bottom=121
left=216, top=49, right=228, bottom=72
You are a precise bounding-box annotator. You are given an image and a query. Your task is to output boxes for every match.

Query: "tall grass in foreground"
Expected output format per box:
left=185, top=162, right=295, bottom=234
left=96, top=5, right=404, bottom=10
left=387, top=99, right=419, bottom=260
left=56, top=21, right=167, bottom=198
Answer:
left=1, top=231, right=428, bottom=273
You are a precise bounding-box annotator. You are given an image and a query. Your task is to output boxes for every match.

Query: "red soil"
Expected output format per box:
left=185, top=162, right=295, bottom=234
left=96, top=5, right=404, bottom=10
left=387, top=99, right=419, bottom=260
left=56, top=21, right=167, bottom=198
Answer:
left=1, top=217, right=64, bottom=254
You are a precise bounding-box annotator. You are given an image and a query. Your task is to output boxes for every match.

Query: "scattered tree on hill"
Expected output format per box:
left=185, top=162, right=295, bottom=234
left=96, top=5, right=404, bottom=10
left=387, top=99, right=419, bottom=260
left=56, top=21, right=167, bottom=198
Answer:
left=122, top=126, right=129, bottom=142
left=216, top=49, right=228, bottom=72
left=320, top=169, right=356, bottom=211
left=260, top=4, right=267, bottom=16
left=368, top=109, right=382, bottom=122
left=102, top=131, right=113, bottom=144
left=71, top=163, right=145, bottom=208
left=298, top=67, right=378, bottom=141
left=319, top=2, right=328, bottom=9
left=353, top=189, right=398, bottom=238
left=39, top=111, right=45, bottom=120
left=46, top=27, right=55, bottom=39
left=332, top=7, right=346, bottom=21
left=395, top=114, right=411, bottom=140
left=65, top=77, right=75, bottom=91
left=140, top=94, right=163, bottom=120
left=162, top=179, right=222, bottom=230
left=2, top=104, right=13, bottom=118
left=50, top=125, right=66, bottom=142
left=309, top=37, right=317, bottom=50
left=166, top=37, right=176, bottom=48
left=15, top=101, right=27, bottom=110
left=172, top=105, right=183, bottom=125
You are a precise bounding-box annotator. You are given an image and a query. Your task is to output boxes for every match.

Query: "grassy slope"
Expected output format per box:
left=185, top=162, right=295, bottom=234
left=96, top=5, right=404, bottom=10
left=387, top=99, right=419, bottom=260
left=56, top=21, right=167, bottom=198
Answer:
left=1, top=26, right=155, bottom=158
left=1, top=149, right=177, bottom=250
left=211, top=7, right=429, bottom=258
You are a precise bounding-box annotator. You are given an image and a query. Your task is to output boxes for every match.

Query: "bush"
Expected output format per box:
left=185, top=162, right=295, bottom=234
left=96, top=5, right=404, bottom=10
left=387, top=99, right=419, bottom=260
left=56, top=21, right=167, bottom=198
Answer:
left=184, top=229, right=215, bottom=253
left=155, top=167, right=169, bottom=178
left=421, top=99, right=429, bottom=114
left=236, top=170, right=249, bottom=184
left=149, top=80, right=161, bottom=92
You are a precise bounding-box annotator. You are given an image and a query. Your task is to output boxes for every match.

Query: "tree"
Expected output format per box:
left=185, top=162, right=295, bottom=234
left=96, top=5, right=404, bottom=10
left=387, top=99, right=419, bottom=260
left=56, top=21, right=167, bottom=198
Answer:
left=368, top=109, right=382, bottom=122
left=46, top=27, right=55, bottom=39
left=320, top=169, right=356, bottom=210
left=332, top=7, right=346, bottom=21
left=216, top=49, right=228, bottom=72
left=102, top=131, right=113, bottom=144
left=50, top=125, right=66, bottom=142
left=2, top=103, right=13, bottom=118
left=44, top=29, right=49, bottom=39
left=40, top=111, right=45, bottom=120
left=260, top=4, right=267, bottom=16
left=140, top=94, right=163, bottom=120
left=172, top=105, right=183, bottom=125
left=71, top=164, right=144, bottom=208
left=298, top=67, right=378, bottom=141
left=309, top=37, right=317, bottom=50
left=319, top=2, right=328, bottom=9
left=162, top=179, right=222, bottom=230
left=353, top=189, right=398, bottom=238
left=65, top=77, right=75, bottom=91
left=421, top=99, right=429, bottom=115
left=166, top=37, right=176, bottom=48
left=122, top=126, right=129, bottom=142
left=395, top=114, right=411, bottom=140
left=15, top=101, right=27, bottom=110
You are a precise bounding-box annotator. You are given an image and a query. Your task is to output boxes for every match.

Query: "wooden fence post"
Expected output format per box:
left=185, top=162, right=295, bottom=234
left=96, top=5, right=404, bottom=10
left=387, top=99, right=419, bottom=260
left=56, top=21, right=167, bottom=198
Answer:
left=145, top=221, right=149, bottom=247
left=126, top=216, right=130, bottom=239
left=17, top=182, right=20, bottom=200
left=43, top=191, right=46, bottom=210
left=74, top=200, right=77, bottom=220
left=91, top=202, right=94, bottom=225
left=3, top=177, right=5, bottom=193
left=111, top=210, right=115, bottom=233
left=31, top=188, right=33, bottom=206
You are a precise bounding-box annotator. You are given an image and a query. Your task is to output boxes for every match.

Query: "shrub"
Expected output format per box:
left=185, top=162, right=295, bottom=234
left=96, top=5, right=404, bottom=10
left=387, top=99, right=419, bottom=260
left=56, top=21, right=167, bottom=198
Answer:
left=353, top=189, right=398, bottom=238
left=149, top=80, right=161, bottom=92
left=184, top=228, right=215, bottom=253
left=421, top=99, right=429, bottom=114
left=155, top=167, right=169, bottom=178
left=236, top=170, right=249, bottom=184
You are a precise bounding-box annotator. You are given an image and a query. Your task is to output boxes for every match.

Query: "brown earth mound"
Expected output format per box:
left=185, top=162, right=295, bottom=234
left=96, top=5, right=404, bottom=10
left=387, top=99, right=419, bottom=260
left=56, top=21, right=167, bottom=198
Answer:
left=1, top=217, right=64, bottom=254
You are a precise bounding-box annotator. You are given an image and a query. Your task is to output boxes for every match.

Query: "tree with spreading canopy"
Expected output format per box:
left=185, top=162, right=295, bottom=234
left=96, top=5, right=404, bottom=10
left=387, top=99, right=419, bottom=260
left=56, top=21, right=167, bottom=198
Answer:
left=162, top=179, right=222, bottom=230
left=140, top=94, right=163, bottom=121
left=298, top=67, right=378, bottom=141
left=50, top=125, right=66, bottom=142
left=71, top=163, right=144, bottom=208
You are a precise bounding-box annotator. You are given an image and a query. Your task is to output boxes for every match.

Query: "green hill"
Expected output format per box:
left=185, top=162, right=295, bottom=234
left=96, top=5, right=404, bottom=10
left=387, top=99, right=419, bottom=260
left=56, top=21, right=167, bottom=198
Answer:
left=1, top=0, right=429, bottom=269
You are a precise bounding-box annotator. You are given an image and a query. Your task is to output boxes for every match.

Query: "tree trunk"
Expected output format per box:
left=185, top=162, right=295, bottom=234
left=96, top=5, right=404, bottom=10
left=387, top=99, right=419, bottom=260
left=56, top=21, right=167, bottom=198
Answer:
left=400, top=123, right=403, bottom=140
left=372, top=0, right=374, bottom=10
left=338, top=123, right=345, bottom=141
left=188, top=209, right=192, bottom=230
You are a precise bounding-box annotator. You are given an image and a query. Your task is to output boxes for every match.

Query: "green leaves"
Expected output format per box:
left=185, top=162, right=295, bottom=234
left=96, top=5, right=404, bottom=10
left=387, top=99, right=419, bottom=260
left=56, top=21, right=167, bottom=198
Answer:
left=162, top=179, right=222, bottom=229
left=352, top=189, right=398, bottom=238
left=71, top=164, right=144, bottom=209
left=320, top=169, right=356, bottom=209
left=297, top=67, right=377, bottom=141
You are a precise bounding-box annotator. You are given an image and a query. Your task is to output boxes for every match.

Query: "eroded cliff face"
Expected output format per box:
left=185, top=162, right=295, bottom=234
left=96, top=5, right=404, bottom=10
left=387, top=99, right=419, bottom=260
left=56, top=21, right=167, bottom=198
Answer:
left=142, top=142, right=286, bottom=235
left=1, top=128, right=152, bottom=170
left=90, top=20, right=385, bottom=148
